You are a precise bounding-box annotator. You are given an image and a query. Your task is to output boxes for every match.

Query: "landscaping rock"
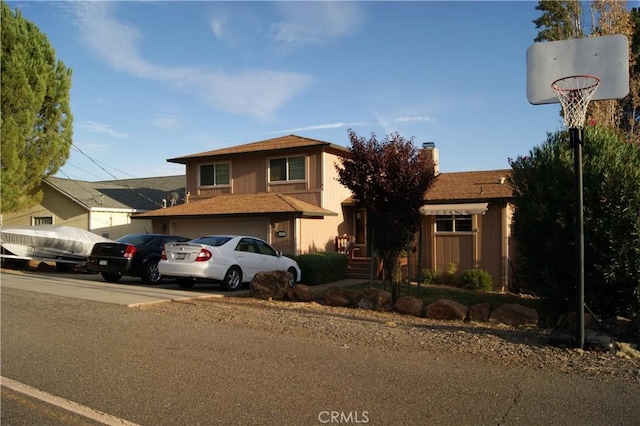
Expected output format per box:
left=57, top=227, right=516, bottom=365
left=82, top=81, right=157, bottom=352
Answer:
left=469, top=302, right=491, bottom=323
left=249, top=270, right=290, bottom=301
left=356, top=288, right=392, bottom=311
left=426, top=299, right=468, bottom=321
left=287, top=284, right=314, bottom=302
left=322, top=286, right=353, bottom=307
left=489, top=304, right=539, bottom=327
left=393, top=296, right=423, bottom=317
left=602, top=316, right=631, bottom=339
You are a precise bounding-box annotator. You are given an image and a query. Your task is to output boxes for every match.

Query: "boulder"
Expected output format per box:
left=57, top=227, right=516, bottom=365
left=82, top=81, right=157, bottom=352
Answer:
left=489, top=304, right=539, bottom=327
left=602, top=316, right=631, bottom=339
left=356, top=288, right=392, bottom=311
left=286, top=284, right=314, bottom=302
left=249, top=270, right=290, bottom=301
left=469, top=302, right=491, bottom=323
left=393, top=296, right=423, bottom=317
left=322, top=287, right=353, bottom=307
left=426, top=299, right=469, bottom=321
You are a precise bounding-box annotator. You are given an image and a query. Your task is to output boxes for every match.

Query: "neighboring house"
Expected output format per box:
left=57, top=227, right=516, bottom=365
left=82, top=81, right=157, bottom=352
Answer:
left=1, top=175, right=186, bottom=240
left=133, top=134, right=516, bottom=290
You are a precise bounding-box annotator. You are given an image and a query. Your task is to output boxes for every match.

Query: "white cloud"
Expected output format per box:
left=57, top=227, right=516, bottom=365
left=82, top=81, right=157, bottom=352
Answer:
left=271, top=2, right=366, bottom=47
left=396, top=115, right=435, bottom=123
left=270, top=121, right=371, bottom=134
left=152, top=114, right=181, bottom=131
left=76, top=120, right=130, bottom=138
left=68, top=2, right=312, bottom=119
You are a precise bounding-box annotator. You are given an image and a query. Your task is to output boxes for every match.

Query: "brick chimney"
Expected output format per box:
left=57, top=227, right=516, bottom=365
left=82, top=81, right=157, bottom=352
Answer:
left=422, top=142, right=439, bottom=174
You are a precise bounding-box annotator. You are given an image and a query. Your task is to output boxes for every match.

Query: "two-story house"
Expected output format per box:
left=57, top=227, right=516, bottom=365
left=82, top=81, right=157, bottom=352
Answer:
left=133, top=135, right=353, bottom=256
left=134, top=134, right=516, bottom=291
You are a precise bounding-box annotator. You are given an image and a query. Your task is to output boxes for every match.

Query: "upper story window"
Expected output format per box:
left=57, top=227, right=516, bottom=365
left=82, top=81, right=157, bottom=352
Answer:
left=435, top=215, right=472, bottom=232
left=199, top=162, right=230, bottom=187
left=269, top=156, right=305, bottom=182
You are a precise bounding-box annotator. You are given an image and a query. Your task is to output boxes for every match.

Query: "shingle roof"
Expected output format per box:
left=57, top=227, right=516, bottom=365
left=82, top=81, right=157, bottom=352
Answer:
left=45, top=175, right=186, bottom=210
left=167, top=134, right=349, bottom=164
left=342, top=169, right=513, bottom=205
left=133, top=193, right=338, bottom=218
left=424, top=169, right=513, bottom=202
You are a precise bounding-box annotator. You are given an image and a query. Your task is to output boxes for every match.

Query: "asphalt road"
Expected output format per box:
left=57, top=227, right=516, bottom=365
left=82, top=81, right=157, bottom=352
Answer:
left=2, top=271, right=639, bottom=425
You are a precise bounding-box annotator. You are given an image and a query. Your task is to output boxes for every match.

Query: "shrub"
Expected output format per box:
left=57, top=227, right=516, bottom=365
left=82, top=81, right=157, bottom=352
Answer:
left=460, top=269, right=493, bottom=292
left=445, top=262, right=458, bottom=285
left=294, top=252, right=348, bottom=285
left=419, top=268, right=440, bottom=284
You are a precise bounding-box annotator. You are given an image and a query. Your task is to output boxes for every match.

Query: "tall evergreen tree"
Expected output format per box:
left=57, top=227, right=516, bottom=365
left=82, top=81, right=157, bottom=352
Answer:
left=532, top=0, right=584, bottom=42
left=1, top=2, right=73, bottom=213
left=335, top=130, right=436, bottom=302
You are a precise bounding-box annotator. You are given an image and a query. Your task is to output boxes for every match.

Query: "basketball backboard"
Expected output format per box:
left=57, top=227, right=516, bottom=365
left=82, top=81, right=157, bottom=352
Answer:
left=526, top=34, right=629, bottom=105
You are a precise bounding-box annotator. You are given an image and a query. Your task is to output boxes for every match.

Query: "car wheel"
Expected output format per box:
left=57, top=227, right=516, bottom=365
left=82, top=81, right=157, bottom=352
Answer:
left=222, top=267, right=242, bottom=291
left=101, top=272, right=122, bottom=282
left=142, top=261, right=162, bottom=284
left=177, top=278, right=195, bottom=289
left=287, top=267, right=297, bottom=287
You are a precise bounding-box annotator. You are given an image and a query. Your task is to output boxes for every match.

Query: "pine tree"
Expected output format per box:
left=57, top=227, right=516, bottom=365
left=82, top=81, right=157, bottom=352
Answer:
left=1, top=2, right=73, bottom=213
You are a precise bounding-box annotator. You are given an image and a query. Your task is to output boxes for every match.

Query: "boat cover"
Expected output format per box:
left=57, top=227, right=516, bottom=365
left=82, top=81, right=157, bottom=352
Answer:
left=0, top=225, right=112, bottom=260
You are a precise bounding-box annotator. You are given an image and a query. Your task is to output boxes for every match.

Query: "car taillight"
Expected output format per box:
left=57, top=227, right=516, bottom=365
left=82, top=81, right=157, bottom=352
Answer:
left=124, top=245, right=137, bottom=259
left=195, top=249, right=212, bottom=261
left=160, top=249, right=167, bottom=260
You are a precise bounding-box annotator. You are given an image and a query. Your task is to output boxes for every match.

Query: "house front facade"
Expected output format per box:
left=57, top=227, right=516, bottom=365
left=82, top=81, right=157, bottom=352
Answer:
left=135, top=135, right=516, bottom=291
left=134, top=135, right=353, bottom=256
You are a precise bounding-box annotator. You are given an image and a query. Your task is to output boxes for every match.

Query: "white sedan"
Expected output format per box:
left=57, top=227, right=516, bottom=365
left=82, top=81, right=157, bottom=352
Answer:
left=158, top=235, right=301, bottom=291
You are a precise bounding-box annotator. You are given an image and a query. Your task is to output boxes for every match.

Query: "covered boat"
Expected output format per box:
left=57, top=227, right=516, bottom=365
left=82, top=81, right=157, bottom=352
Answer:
left=1, top=225, right=112, bottom=264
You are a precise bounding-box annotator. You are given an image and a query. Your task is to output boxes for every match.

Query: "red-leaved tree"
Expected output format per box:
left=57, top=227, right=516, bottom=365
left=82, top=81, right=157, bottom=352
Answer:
left=335, top=129, right=437, bottom=301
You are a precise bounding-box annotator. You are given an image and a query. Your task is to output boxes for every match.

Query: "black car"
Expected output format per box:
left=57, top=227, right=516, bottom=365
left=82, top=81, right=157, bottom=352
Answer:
left=87, top=233, right=190, bottom=284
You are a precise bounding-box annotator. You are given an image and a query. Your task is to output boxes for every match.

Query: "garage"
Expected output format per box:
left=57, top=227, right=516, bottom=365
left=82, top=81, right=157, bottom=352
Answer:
left=171, top=217, right=269, bottom=241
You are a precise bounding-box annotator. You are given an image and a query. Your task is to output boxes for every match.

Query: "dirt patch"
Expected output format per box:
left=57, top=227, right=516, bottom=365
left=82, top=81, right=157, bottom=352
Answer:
left=138, top=295, right=640, bottom=385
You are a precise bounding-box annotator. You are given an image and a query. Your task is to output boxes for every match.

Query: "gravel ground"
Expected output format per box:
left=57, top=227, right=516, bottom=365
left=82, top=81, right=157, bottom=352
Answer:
left=138, top=295, right=640, bottom=385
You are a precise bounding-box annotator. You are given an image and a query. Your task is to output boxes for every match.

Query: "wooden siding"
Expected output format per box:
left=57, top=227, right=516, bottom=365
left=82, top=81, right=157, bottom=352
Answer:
left=418, top=205, right=508, bottom=289
left=185, top=148, right=326, bottom=201
left=298, top=151, right=352, bottom=254
left=434, top=234, right=474, bottom=274
left=480, top=203, right=504, bottom=290
left=2, top=185, right=89, bottom=229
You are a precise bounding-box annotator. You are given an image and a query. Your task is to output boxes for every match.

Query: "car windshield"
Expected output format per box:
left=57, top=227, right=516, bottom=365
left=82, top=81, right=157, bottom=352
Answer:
left=117, top=234, right=157, bottom=245
left=190, top=236, right=233, bottom=247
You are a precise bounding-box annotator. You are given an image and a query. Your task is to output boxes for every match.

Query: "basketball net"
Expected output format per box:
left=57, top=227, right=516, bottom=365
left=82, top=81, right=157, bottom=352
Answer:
left=551, top=75, right=601, bottom=129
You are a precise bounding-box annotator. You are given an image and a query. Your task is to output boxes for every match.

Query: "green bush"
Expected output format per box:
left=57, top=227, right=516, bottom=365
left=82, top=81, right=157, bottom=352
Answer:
left=419, top=268, right=440, bottom=284
left=294, top=252, right=348, bottom=285
left=460, top=269, right=493, bottom=292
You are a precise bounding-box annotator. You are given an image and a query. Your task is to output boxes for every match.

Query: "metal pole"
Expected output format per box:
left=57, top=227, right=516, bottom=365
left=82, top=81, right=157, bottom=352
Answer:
left=571, top=127, right=585, bottom=349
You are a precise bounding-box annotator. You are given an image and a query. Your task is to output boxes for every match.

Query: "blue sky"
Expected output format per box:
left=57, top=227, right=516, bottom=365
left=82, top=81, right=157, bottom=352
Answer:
left=8, top=1, right=568, bottom=181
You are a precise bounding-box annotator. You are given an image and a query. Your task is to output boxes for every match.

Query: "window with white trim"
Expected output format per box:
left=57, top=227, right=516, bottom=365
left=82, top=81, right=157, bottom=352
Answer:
left=435, top=215, right=472, bottom=232
left=32, top=216, right=53, bottom=225
left=269, top=156, right=305, bottom=182
left=199, top=162, right=230, bottom=187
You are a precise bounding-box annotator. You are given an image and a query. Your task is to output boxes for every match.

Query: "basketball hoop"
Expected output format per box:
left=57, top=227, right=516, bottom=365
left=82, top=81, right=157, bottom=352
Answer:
left=551, top=75, right=600, bottom=129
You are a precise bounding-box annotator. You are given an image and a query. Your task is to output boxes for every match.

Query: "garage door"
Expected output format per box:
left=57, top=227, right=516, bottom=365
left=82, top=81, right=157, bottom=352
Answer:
left=172, top=217, right=269, bottom=241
